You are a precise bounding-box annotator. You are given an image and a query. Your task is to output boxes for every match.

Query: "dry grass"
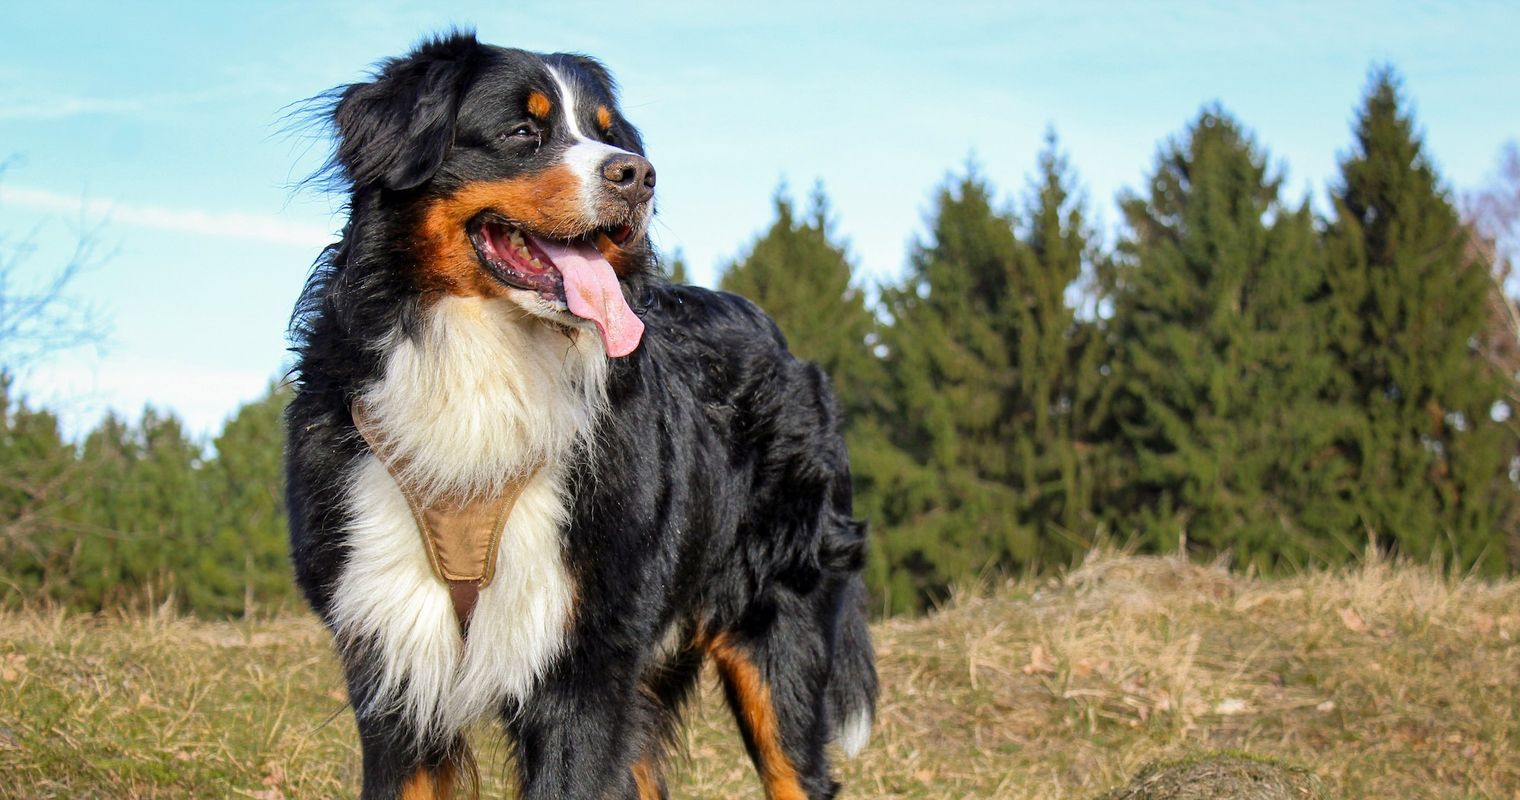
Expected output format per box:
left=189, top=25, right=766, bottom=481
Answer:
left=2, top=551, right=1517, bottom=798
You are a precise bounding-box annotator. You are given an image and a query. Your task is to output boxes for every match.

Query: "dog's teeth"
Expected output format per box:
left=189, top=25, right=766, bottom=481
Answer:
left=530, top=258, right=542, bottom=267
left=509, top=230, right=524, bottom=246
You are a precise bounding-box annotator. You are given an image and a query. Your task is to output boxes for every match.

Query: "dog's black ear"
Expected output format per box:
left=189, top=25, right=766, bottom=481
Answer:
left=332, top=31, right=481, bottom=191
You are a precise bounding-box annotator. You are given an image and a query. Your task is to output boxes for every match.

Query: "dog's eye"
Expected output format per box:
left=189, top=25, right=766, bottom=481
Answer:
left=500, top=125, right=541, bottom=146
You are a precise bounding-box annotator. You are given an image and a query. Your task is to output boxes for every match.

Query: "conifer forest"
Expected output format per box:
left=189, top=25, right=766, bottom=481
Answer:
left=3, top=70, right=1517, bottom=618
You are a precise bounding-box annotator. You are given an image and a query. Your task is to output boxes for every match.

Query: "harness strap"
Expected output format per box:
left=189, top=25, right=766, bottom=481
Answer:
left=351, top=404, right=540, bottom=635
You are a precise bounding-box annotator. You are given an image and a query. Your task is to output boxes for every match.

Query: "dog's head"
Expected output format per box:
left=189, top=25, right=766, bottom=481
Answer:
left=324, top=31, right=652, bottom=356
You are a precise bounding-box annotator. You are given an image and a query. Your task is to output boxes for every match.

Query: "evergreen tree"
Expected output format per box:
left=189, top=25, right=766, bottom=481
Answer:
left=1, top=383, right=300, bottom=616
left=1006, top=132, right=1104, bottom=547
left=1106, top=107, right=1353, bottom=568
left=1463, top=143, right=1520, bottom=541
left=665, top=249, right=690, bottom=284
left=60, top=411, right=137, bottom=608
left=66, top=407, right=207, bottom=610
left=0, top=374, right=79, bottom=602
left=1324, top=70, right=1514, bottom=570
left=875, top=168, right=1024, bottom=611
left=719, top=185, right=884, bottom=422
left=201, top=382, right=294, bottom=616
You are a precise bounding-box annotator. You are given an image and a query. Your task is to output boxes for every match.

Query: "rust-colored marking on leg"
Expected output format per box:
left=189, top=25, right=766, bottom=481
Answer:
left=632, top=755, right=664, bottom=800
left=400, top=760, right=456, bottom=800
left=707, top=633, right=808, bottom=800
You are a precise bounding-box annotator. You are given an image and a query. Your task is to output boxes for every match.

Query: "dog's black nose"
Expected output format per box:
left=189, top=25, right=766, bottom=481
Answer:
left=601, top=153, right=656, bottom=206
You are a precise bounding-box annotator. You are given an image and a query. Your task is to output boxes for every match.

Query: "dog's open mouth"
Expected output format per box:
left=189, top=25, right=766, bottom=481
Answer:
left=468, top=215, right=645, bottom=357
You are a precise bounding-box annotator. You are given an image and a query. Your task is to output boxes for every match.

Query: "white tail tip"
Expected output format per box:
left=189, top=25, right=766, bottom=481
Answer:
left=834, top=710, right=872, bottom=758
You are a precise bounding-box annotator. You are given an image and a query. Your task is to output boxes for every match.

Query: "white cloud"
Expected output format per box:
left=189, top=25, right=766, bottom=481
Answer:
left=0, top=84, right=254, bottom=120
left=0, top=96, right=152, bottom=120
left=0, top=95, right=154, bottom=120
left=0, top=184, right=334, bottom=248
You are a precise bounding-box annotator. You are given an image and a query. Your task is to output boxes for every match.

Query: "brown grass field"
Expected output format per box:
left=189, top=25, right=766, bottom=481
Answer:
left=1, top=551, right=1516, bottom=799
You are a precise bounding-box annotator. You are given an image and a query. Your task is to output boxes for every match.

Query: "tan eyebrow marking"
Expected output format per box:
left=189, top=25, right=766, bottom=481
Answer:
left=527, top=91, right=552, bottom=119
left=596, top=105, right=613, bottom=131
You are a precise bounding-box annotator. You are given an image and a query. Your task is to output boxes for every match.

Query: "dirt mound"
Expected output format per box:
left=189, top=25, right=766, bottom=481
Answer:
left=1096, top=753, right=1327, bottom=800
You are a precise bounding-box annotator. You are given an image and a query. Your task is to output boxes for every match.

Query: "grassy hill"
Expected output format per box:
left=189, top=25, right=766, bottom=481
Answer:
left=1, top=551, right=1516, bottom=798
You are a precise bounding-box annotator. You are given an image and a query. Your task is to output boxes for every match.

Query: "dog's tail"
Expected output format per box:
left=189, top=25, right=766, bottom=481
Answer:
left=817, top=456, right=876, bottom=759
left=826, top=572, right=877, bottom=758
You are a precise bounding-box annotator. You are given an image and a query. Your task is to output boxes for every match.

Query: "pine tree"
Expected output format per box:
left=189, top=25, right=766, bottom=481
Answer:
left=1463, top=143, right=1520, bottom=540
left=66, top=407, right=207, bottom=611
left=3, top=382, right=300, bottom=616
left=1324, top=69, right=1514, bottom=570
left=718, top=184, right=886, bottom=425
left=875, top=167, right=1024, bottom=611
left=1106, top=107, right=1353, bottom=568
left=201, top=382, right=294, bottom=616
left=664, top=248, right=690, bottom=284
left=1006, top=132, right=1103, bottom=546
left=0, top=374, right=79, bottom=603
left=61, top=412, right=136, bottom=609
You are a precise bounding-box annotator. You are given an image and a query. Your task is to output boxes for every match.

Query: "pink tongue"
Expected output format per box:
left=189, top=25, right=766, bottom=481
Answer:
left=530, top=236, right=645, bottom=357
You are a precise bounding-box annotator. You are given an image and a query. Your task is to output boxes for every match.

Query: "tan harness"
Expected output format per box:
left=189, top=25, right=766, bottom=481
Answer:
left=352, top=405, right=540, bottom=633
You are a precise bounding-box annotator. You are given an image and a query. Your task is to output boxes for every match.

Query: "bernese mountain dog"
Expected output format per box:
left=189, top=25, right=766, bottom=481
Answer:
left=285, top=31, right=876, bottom=800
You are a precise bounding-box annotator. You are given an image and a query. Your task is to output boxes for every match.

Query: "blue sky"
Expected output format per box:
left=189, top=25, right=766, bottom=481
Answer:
left=3, top=1, right=1517, bottom=440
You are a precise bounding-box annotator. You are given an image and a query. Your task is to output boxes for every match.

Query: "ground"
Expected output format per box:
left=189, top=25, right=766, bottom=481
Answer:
left=1, top=551, right=1515, bottom=798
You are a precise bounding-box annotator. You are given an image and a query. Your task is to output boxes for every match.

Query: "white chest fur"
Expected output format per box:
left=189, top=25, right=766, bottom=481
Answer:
left=327, top=296, right=606, bottom=739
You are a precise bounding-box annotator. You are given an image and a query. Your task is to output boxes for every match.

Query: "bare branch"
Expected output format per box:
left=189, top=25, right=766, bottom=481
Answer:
left=1463, top=141, right=1520, bottom=409
left=0, top=164, right=113, bottom=570
left=0, top=193, right=108, bottom=368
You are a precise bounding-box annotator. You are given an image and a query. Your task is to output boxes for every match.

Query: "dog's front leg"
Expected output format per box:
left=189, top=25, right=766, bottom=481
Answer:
left=350, top=704, right=469, bottom=799
left=506, top=653, right=646, bottom=800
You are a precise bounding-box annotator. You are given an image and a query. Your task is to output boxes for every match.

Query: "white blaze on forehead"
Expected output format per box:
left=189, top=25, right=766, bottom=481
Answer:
left=547, top=65, right=635, bottom=218
left=546, top=64, right=592, bottom=140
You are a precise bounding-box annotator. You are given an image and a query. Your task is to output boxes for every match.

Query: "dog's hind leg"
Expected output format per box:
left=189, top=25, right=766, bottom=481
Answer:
left=707, top=597, right=842, bottom=800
